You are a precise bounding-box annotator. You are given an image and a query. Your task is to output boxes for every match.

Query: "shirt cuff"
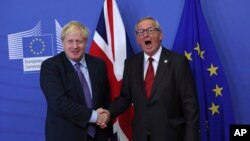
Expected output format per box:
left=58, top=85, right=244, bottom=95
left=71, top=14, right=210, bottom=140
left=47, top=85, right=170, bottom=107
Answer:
left=89, top=110, right=97, bottom=123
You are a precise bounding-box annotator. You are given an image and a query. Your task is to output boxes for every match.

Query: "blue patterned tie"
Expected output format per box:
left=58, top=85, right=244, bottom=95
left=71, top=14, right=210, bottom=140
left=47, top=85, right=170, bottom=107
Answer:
left=75, top=62, right=95, bottom=137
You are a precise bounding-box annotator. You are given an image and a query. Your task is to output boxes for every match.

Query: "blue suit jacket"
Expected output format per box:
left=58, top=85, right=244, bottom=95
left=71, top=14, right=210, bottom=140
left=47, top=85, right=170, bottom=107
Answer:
left=40, top=52, right=111, bottom=141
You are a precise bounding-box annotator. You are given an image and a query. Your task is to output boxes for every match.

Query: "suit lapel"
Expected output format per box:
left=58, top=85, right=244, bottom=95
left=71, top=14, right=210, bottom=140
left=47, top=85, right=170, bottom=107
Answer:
left=151, top=48, right=171, bottom=98
left=85, top=54, right=98, bottom=108
left=62, top=52, right=87, bottom=104
left=133, top=53, right=147, bottom=99
left=138, top=54, right=145, bottom=96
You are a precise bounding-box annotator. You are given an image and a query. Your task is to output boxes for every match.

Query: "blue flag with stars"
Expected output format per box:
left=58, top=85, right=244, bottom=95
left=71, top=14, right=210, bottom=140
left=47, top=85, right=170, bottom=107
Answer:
left=23, top=35, right=53, bottom=58
left=173, top=0, right=235, bottom=141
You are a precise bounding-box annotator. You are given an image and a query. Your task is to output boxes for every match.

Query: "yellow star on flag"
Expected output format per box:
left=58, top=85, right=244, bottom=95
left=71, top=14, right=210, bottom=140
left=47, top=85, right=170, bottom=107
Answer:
left=184, top=50, right=192, bottom=61
left=207, top=64, right=218, bottom=76
left=200, top=50, right=205, bottom=59
left=208, top=102, right=220, bottom=115
left=194, top=42, right=205, bottom=59
left=212, top=84, right=223, bottom=97
left=194, top=43, right=201, bottom=55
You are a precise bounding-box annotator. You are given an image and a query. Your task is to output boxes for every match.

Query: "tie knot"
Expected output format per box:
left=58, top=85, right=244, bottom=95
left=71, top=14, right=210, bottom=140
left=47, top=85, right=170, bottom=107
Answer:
left=148, top=57, right=154, bottom=63
left=75, top=62, right=81, bottom=69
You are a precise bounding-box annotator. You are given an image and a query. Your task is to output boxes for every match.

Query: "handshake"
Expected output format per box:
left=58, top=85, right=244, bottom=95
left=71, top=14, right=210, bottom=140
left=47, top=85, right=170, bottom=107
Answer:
left=96, top=108, right=110, bottom=129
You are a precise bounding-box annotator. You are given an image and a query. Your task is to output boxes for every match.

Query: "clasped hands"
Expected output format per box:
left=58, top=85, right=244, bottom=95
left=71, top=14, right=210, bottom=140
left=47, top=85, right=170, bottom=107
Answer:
left=96, top=108, right=110, bottom=128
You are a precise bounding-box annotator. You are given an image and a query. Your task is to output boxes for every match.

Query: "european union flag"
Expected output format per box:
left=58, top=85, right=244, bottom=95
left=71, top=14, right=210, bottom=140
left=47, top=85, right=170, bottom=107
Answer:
left=23, top=35, right=53, bottom=58
left=172, top=0, right=235, bottom=141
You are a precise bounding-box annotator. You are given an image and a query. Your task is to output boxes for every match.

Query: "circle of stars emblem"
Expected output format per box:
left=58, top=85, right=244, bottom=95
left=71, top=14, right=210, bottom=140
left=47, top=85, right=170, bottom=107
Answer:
left=29, top=37, right=46, bottom=55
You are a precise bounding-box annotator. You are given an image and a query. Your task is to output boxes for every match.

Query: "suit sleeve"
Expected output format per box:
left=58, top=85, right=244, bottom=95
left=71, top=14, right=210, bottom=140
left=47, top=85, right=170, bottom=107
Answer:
left=177, top=56, right=200, bottom=141
left=108, top=59, right=132, bottom=119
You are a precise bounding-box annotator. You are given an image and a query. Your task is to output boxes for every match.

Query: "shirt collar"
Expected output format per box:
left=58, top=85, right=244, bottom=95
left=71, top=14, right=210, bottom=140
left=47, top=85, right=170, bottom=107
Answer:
left=68, top=55, right=87, bottom=67
left=144, top=45, right=162, bottom=63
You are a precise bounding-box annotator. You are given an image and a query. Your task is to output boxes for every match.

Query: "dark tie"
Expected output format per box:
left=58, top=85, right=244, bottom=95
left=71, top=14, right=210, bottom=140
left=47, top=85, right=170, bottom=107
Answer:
left=75, top=63, right=95, bottom=137
left=144, top=57, right=155, bottom=99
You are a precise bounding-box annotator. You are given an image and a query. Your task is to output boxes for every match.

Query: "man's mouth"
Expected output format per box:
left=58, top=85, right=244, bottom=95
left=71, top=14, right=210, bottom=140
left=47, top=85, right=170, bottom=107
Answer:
left=72, top=50, right=79, bottom=54
left=145, top=40, right=151, bottom=45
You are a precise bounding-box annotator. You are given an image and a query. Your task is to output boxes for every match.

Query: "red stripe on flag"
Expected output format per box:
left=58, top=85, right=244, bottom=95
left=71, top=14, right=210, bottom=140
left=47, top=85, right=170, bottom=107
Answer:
left=89, top=41, right=121, bottom=100
left=107, top=0, right=115, bottom=60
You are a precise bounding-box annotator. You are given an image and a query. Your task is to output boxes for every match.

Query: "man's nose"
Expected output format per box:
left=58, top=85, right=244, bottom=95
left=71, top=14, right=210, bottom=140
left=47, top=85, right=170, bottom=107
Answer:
left=72, top=41, right=78, bottom=47
left=142, top=31, right=149, bottom=37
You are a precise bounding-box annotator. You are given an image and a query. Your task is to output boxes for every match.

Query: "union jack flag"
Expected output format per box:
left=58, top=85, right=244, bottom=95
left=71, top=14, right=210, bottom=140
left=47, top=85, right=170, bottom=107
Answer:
left=89, top=0, right=134, bottom=140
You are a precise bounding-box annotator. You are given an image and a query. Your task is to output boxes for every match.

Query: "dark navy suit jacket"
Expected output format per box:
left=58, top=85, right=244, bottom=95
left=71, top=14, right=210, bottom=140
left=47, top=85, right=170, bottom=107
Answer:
left=108, top=47, right=200, bottom=141
left=40, top=52, right=111, bottom=141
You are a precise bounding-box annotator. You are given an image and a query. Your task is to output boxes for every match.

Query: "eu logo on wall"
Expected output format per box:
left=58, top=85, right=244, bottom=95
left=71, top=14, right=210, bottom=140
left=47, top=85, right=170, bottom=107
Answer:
left=22, top=35, right=53, bottom=72
left=7, top=20, right=63, bottom=73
